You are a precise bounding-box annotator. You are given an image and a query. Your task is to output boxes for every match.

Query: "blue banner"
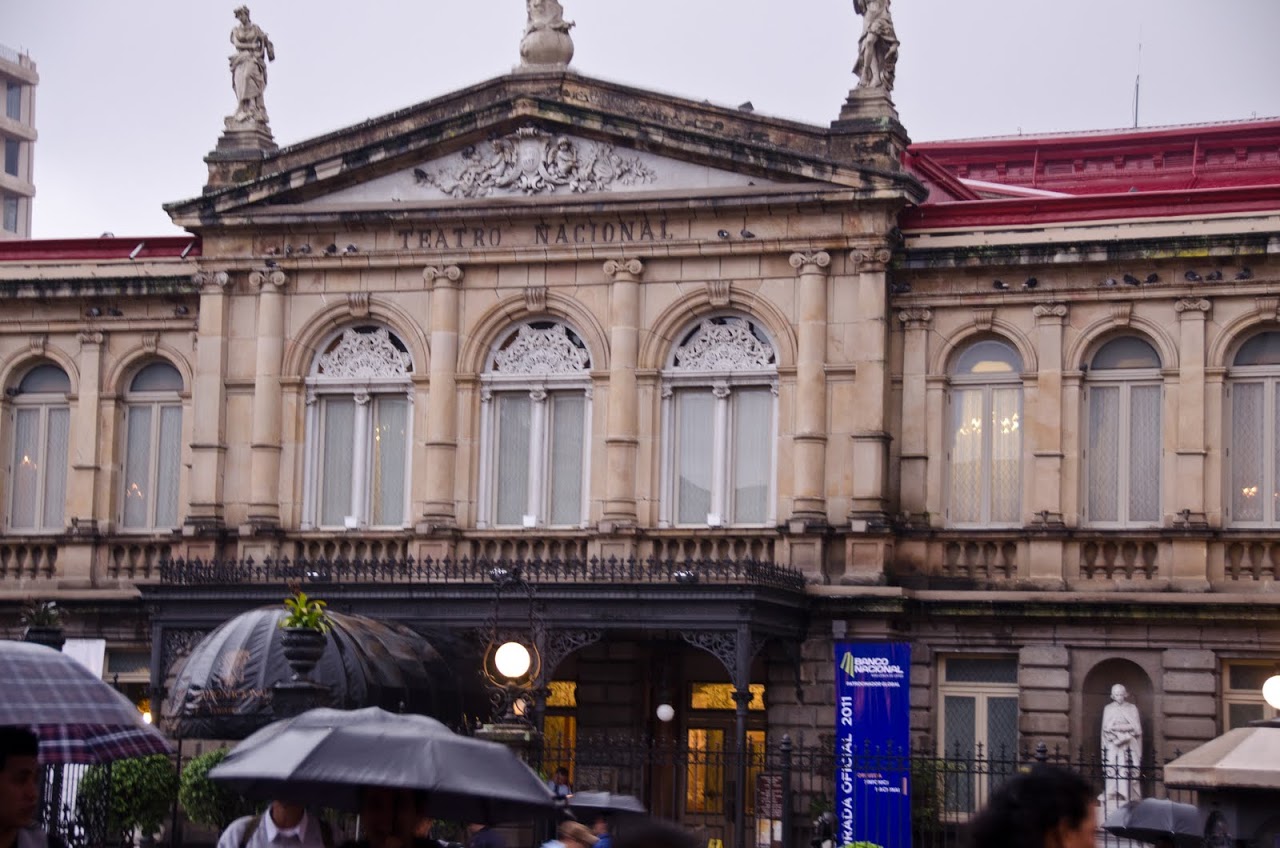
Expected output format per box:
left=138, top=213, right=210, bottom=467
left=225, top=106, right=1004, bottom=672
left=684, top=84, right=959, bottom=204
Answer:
left=834, top=642, right=911, bottom=848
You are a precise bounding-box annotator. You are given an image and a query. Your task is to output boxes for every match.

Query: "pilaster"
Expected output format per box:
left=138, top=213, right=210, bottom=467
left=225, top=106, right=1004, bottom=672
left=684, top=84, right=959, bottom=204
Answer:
left=897, top=307, right=933, bottom=517
left=847, top=248, right=892, bottom=523
left=246, top=269, right=288, bottom=529
left=1031, top=302, right=1068, bottom=518
left=421, top=265, right=464, bottom=529
left=67, top=331, right=104, bottom=533
left=601, top=258, right=643, bottom=530
left=789, top=251, right=831, bottom=527
left=1174, top=298, right=1211, bottom=518
left=184, top=271, right=232, bottom=534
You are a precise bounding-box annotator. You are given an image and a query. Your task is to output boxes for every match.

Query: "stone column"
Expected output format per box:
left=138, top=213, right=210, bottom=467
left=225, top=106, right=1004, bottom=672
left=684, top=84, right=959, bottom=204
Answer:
left=1028, top=303, right=1068, bottom=586
left=67, top=331, right=104, bottom=531
left=848, top=248, right=892, bottom=523
left=422, top=265, right=464, bottom=528
left=601, top=258, right=644, bottom=529
left=1171, top=298, right=1212, bottom=588
left=789, top=251, right=831, bottom=526
left=247, top=269, right=289, bottom=528
left=897, top=308, right=933, bottom=518
left=185, top=271, right=232, bottom=533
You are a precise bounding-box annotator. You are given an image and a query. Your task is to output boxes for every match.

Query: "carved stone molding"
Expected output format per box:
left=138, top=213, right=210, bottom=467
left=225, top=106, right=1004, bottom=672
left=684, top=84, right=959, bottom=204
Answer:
left=193, top=271, right=231, bottom=292
left=707, top=279, right=731, bottom=308
left=77, top=331, right=105, bottom=346
left=346, top=292, right=371, bottom=318
left=316, top=327, right=413, bottom=379
left=1254, top=296, right=1279, bottom=322
left=249, top=269, right=287, bottom=291
left=789, top=251, right=832, bottom=272
left=423, top=265, right=464, bottom=289
left=896, top=307, right=933, bottom=330
left=672, top=317, right=777, bottom=372
left=524, top=286, right=548, bottom=313
left=850, top=247, right=893, bottom=272
left=415, top=127, right=655, bottom=199
left=603, top=258, right=644, bottom=279
left=1175, top=297, right=1212, bottom=318
left=972, top=307, right=995, bottom=332
left=1109, top=302, right=1134, bottom=327
left=1033, top=302, right=1069, bottom=324
left=27, top=335, right=47, bottom=357
left=492, top=323, right=591, bottom=375
left=141, top=333, right=159, bottom=354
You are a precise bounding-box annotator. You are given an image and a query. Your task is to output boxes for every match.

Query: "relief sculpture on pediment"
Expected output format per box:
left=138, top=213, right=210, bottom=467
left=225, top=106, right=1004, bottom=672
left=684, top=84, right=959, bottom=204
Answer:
left=413, top=127, right=655, bottom=199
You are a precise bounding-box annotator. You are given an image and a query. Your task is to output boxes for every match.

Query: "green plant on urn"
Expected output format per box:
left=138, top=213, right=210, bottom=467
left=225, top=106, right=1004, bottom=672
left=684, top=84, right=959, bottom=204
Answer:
left=20, top=600, right=65, bottom=651
left=279, top=591, right=330, bottom=681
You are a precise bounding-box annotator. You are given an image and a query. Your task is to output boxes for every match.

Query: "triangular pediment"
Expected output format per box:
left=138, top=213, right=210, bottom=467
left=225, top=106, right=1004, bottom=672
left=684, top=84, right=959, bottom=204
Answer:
left=302, top=127, right=778, bottom=207
left=167, top=71, right=924, bottom=226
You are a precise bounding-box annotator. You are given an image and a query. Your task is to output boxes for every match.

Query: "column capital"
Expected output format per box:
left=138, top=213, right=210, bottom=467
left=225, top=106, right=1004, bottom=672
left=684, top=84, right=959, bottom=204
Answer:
left=603, top=258, right=644, bottom=279
left=789, top=251, right=831, bottom=272
left=1033, top=302, right=1070, bottom=325
left=193, top=270, right=232, bottom=292
left=249, top=269, right=288, bottom=291
left=849, top=246, right=892, bottom=272
left=77, top=330, right=105, bottom=346
left=1175, top=297, right=1212, bottom=319
left=424, top=265, right=464, bottom=288
left=896, top=307, right=933, bottom=330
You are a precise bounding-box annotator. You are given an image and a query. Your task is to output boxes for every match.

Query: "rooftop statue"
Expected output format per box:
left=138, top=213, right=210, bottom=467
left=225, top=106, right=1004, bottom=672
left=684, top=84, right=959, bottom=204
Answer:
left=520, top=0, right=575, bottom=67
left=227, top=6, right=275, bottom=127
left=852, top=0, right=899, bottom=94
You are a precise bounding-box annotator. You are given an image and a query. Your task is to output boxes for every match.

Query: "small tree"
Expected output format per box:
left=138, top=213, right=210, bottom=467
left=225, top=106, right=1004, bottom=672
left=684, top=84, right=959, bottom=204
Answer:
left=77, top=755, right=177, bottom=838
left=179, top=748, right=256, bottom=831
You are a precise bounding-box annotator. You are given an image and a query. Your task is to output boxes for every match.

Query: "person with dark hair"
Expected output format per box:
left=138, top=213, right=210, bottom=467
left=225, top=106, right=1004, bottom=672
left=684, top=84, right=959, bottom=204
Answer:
left=967, top=765, right=1098, bottom=848
left=216, top=801, right=332, bottom=848
left=610, top=819, right=698, bottom=848
left=0, top=726, right=64, bottom=848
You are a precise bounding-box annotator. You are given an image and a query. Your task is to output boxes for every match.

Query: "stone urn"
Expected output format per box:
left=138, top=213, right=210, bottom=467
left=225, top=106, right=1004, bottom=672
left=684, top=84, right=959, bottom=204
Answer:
left=279, top=627, right=327, bottom=681
left=23, top=626, right=66, bottom=652
left=520, top=29, right=574, bottom=67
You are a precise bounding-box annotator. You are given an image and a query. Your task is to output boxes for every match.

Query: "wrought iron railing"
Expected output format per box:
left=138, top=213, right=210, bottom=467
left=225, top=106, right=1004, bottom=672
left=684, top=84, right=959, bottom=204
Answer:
left=158, top=555, right=808, bottom=591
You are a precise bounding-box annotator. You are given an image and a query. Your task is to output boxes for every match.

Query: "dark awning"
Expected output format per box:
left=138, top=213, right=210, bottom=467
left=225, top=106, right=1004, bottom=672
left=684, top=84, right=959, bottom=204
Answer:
left=162, top=608, right=480, bottom=739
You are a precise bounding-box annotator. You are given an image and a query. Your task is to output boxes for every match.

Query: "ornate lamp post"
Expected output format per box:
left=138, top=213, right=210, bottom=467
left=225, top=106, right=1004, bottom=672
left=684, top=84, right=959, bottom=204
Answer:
left=476, top=567, right=546, bottom=760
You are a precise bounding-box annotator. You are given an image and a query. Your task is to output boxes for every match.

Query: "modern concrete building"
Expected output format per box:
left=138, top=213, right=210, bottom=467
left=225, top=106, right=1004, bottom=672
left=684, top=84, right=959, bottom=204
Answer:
left=0, top=44, right=36, bottom=239
left=2, top=12, right=1279, bottom=848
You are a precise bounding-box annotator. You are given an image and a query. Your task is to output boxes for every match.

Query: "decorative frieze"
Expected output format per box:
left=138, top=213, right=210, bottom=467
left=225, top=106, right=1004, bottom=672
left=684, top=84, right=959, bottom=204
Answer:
left=672, top=317, right=777, bottom=372
left=316, top=327, right=413, bottom=379
left=491, top=323, right=591, bottom=375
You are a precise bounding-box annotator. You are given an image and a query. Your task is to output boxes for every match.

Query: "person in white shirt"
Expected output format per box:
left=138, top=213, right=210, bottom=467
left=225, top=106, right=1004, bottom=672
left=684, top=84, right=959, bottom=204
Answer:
left=217, top=801, right=332, bottom=848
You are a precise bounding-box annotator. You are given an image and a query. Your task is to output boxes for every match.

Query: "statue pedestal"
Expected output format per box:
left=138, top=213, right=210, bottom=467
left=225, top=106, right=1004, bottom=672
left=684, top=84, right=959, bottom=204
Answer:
left=271, top=681, right=331, bottom=720
left=206, top=121, right=277, bottom=189
left=836, top=87, right=899, bottom=122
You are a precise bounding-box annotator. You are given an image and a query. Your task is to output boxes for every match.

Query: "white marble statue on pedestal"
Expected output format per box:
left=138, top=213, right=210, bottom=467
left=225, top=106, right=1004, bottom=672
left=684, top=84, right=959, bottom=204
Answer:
left=1100, top=683, right=1143, bottom=807
left=852, top=0, right=899, bottom=93
left=227, top=6, right=275, bottom=128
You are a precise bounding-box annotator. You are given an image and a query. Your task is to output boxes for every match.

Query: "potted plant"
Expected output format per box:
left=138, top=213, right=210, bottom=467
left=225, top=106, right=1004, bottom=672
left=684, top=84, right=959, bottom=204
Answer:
left=20, top=600, right=65, bottom=651
left=278, top=591, right=331, bottom=681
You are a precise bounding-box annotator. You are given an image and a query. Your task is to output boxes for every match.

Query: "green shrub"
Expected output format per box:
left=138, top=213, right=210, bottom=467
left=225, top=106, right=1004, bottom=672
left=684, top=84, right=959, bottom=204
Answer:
left=179, top=749, right=256, bottom=831
left=77, top=755, right=177, bottom=837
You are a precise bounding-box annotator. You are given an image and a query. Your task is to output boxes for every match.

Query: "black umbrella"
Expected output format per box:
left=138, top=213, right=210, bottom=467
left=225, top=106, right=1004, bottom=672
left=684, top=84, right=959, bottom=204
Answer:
left=569, top=792, right=647, bottom=815
left=1102, top=798, right=1204, bottom=848
left=162, top=608, right=483, bottom=738
left=209, top=707, right=557, bottom=823
left=0, top=640, right=171, bottom=764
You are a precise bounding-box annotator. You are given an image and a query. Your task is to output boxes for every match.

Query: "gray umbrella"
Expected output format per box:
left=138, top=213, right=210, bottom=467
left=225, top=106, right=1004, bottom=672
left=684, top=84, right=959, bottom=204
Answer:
left=569, top=792, right=647, bottom=815
left=209, top=706, right=557, bottom=823
left=1102, top=798, right=1204, bottom=848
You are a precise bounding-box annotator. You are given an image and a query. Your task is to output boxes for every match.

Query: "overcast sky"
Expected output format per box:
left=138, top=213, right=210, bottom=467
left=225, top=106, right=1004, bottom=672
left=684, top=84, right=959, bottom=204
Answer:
left=5, top=0, right=1280, bottom=239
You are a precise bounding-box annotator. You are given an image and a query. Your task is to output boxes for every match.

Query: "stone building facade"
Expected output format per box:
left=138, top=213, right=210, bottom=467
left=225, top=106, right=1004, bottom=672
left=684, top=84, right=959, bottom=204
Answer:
left=1, top=39, right=1279, bottom=844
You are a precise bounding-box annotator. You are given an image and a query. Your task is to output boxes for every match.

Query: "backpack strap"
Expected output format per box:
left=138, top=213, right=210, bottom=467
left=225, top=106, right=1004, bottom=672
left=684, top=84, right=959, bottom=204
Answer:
left=239, top=815, right=264, bottom=848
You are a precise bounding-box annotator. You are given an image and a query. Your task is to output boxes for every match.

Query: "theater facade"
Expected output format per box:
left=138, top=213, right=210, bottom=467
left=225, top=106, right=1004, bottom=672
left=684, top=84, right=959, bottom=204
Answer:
left=2, top=11, right=1279, bottom=846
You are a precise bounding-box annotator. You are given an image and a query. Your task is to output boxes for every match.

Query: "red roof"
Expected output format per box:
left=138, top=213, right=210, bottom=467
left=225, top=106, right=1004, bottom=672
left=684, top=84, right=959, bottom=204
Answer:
left=0, top=236, right=201, bottom=262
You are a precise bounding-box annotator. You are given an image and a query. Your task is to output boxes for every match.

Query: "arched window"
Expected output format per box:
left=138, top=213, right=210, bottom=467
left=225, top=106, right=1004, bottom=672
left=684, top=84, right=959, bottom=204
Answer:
left=479, top=321, right=591, bottom=528
left=1084, top=337, right=1162, bottom=527
left=8, top=364, right=70, bottom=532
left=660, top=315, right=777, bottom=527
left=947, top=339, right=1022, bottom=526
left=121, top=361, right=184, bottom=530
left=303, top=326, right=413, bottom=530
left=1227, top=331, right=1280, bottom=525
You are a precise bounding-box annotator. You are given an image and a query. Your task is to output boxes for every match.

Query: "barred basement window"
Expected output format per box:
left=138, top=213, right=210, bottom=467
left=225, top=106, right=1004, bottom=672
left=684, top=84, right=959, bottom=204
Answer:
left=937, top=655, right=1019, bottom=815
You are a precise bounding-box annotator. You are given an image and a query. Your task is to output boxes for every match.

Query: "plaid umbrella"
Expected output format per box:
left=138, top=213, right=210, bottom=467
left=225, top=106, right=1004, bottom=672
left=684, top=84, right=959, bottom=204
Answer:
left=0, top=640, right=172, bottom=764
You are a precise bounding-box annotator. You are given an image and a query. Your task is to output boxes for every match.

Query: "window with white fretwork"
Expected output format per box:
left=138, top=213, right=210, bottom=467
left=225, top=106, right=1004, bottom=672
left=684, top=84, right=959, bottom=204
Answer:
left=121, top=361, right=184, bottom=531
left=302, top=326, right=413, bottom=530
left=946, top=339, right=1023, bottom=527
left=7, top=364, right=70, bottom=533
left=478, top=321, right=592, bottom=529
left=1227, top=331, right=1280, bottom=526
left=660, top=315, right=778, bottom=528
left=1084, top=336, right=1163, bottom=527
